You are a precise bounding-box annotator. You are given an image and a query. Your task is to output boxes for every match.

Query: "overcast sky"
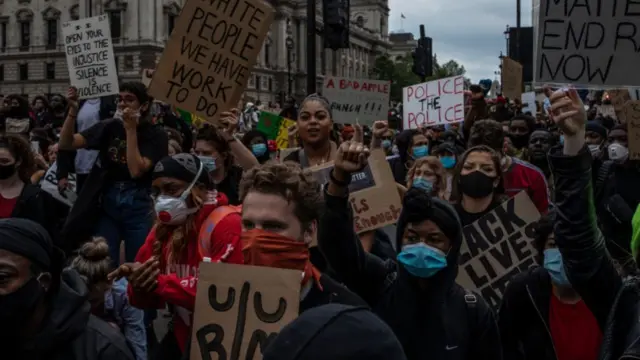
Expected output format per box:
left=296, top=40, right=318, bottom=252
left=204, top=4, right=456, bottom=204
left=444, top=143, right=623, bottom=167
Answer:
left=388, top=0, right=533, bottom=83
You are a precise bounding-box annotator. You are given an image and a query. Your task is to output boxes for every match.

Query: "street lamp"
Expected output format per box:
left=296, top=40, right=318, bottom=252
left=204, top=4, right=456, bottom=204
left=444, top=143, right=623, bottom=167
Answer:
left=503, top=25, right=510, bottom=57
left=286, top=19, right=295, bottom=97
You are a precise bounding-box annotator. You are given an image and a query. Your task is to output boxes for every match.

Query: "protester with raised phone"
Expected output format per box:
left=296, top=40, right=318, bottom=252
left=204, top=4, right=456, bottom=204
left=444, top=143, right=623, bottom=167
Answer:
left=547, top=86, right=640, bottom=359
left=319, top=139, right=501, bottom=359
left=58, top=83, right=168, bottom=264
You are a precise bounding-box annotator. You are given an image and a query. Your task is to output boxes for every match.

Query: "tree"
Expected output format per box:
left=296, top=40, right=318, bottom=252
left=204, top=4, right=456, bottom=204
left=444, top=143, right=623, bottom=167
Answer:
left=370, top=53, right=469, bottom=102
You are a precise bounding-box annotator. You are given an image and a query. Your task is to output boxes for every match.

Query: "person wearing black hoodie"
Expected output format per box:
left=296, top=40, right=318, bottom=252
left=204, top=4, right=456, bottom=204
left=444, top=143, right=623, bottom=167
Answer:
left=319, top=141, right=501, bottom=360
left=263, top=304, right=407, bottom=360
left=0, top=218, right=133, bottom=360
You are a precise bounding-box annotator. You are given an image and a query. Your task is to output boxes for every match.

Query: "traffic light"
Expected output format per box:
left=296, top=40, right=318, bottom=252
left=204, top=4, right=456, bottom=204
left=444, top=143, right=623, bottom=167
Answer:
left=323, top=0, right=350, bottom=50
left=412, top=37, right=433, bottom=79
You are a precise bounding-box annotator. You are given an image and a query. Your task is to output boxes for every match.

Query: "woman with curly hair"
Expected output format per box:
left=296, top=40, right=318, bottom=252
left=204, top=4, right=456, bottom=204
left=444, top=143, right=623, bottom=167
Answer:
left=406, top=156, right=448, bottom=200
left=111, top=153, right=243, bottom=359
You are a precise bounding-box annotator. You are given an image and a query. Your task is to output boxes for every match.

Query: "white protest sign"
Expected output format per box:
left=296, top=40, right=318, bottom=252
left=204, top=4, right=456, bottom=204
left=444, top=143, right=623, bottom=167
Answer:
left=521, top=92, right=536, bottom=114
left=402, top=76, right=465, bottom=129
left=62, top=14, right=119, bottom=99
left=456, top=192, right=541, bottom=311
left=41, top=162, right=77, bottom=207
left=536, top=0, right=640, bottom=87
left=322, top=77, right=390, bottom=125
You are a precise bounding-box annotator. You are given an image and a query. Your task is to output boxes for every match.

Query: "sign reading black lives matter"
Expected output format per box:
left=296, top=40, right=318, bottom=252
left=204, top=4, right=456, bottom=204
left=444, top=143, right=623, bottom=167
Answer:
left=456, top=192, right=541, bottom=310
left=62, top=15, right=119, bottom=99
left=190, top=262, right=300, bottom=360
left=536, top=0, right=640, bottom=87
left=149, top=0, right=275, bottom=125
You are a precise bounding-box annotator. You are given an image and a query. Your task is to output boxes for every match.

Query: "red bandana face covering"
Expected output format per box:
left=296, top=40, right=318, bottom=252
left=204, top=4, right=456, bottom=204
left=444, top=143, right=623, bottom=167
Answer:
left=241, top=229, right=323, bottom=290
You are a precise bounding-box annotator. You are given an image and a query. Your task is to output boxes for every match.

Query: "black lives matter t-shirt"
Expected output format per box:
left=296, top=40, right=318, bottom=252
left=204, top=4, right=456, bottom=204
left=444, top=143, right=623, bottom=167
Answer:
left=81, top=119, right=168, bottom=185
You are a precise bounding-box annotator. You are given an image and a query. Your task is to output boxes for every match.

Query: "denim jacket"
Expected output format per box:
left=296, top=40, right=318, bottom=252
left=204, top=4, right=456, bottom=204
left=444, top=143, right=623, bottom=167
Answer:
left=103, top=278, right=147, bottom=360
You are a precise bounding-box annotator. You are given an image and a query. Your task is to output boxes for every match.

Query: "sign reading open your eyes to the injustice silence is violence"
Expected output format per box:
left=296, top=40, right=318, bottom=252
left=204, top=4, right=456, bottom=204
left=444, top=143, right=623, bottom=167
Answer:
left=62, top=15, right=119, bottom=99
left=536, top=0, right=640, bottom=87
left=149, top=0, right=275, bottom=125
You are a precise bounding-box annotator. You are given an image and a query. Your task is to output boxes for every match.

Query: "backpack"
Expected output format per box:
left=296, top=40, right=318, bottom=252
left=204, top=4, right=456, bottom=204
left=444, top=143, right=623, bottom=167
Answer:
left=198, top=205, right=242, bottom=258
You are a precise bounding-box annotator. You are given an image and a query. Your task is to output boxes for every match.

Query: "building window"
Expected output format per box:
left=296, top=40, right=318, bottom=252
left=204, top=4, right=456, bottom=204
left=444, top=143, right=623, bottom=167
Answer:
left=109, top=12, right=122, bottom=42
left=20, top=22, right=31, bottom=50
left=268, top=78, right=272, bottom=91
left=256, top=75, right=261, bottom=90
left=356, top=16, right=364, bottom=27
left=19, top=63, right=28, bottom=81
left=46, top=19, right=58, bottom=49
left=70, top=5, right=79, bottom=20
left=0, top=23, right=6, bottom=52
left=0, top=65, right=4, bottom=81
left=46, top=62, right=55, bottom=80
left=168, top=14, right=177, bottom=35
left=264, top=38, right=271, bottom=67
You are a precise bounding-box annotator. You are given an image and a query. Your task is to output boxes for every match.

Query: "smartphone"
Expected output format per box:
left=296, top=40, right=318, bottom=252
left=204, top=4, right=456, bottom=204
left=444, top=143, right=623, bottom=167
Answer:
left=31, top=140, right=40, bottom=154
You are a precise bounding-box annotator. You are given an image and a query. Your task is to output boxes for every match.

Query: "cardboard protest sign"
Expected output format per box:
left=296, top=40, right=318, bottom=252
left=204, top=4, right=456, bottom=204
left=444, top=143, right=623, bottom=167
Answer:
left=521, top=92, right=536, bottom=114
left=62, top=15, right=118, bottom=99
left=40, top=162, right=77, bottom=207
left=536, top=1, right=640, bottom=87
left=457, top=192, right=541, bottom=310
left=310, top=149, right=402, bottom=233
left=402, top=76, right=465, bottom=129
left=322, top=77, right=390, bottom=125
left=625, top=101, right=640, bottom=160
left=501, top=57, right=523, bottom=100
left=149, top=0, right=274, bottom=125
left=190, top=262, right=300, bottom=360
left=275, top=118, right=296, bottom=149
left=597, top=104, right=616, bottom=119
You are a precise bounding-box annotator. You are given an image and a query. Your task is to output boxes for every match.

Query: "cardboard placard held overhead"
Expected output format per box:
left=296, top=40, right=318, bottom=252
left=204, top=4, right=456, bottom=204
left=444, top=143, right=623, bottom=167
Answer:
left=61, top=14, right=119, bottom=99
left=190, top=262, right=300, bottom=360
left=597, top=104, right=616, bottom=120
left=309, top=149, right=402, bottom=233
left=403, top=76, right=465, bottom=129
left=322, top=77, right=390, bottom=125
left=536, top=1, right=640, bottom=87
left=520, top=91, right=536, bottom=115
left=456, top=191, right=541, bottom=311
left=149, top=0, right=275, bottom=125
left=625, top=101, right=640, bottom=160
left=501, top=57, right=523, bottom=100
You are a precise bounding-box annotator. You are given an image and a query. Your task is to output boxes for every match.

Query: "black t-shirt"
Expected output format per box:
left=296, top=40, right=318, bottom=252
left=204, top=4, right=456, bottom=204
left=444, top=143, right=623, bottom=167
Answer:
left=81, top=119, right=168, bottom=185
left=454, top=201, right=502, bottom=227
left=217, top=165, right=243, bottom=205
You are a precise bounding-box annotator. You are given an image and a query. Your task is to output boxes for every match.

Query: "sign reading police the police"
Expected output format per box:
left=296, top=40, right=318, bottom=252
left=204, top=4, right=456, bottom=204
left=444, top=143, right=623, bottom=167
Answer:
left=149, top=0, right=275, bottom=125
left=62, top=15, right=119, bottom=99
left=190, top=262, right=300, bottom=360
left=456, top=192, right=541, bottom=310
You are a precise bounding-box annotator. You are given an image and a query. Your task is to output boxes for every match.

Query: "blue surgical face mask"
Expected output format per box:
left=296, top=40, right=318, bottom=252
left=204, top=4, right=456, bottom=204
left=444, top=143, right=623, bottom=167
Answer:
left=252, top=143, right=267, bottom=157
left=411, top=177, right=433, bottom=193
left=543, top=248, right=571, bottom=287
left=412, top=145, right=429, bottom=159
left=440, top=156, right=456, bottom=169
left=397, top=243, right=448, bottom=278
left=381, top=139, right=392, bottom=149
left=198, top=156, right=217, bottom=172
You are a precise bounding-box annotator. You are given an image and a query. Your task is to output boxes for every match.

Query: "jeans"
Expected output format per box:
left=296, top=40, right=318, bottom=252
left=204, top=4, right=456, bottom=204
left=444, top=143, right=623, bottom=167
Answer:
left=95, top=182, right=154, bottom=269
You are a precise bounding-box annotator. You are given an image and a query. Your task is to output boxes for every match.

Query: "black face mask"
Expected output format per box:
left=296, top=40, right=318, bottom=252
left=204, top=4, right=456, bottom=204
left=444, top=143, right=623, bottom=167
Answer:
left=0, top=164, right=17, bottom=180
left=459, top=171, right=496, bottom=199
left=0, top=276, right=44, bottom=336
left=510, top=133, right=530, bottom=149
left=8, top=107, right=22, bottom=117
left=51, top=102, right=65, bottom=111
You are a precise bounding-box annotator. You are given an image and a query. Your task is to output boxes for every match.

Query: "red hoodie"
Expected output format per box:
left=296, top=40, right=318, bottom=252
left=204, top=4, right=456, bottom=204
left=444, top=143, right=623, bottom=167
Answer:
left=128, top=192, right=243, bottom=351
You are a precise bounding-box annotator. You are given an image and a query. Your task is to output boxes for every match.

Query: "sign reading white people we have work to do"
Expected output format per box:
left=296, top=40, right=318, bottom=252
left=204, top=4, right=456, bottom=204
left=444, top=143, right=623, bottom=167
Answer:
left=536, top=0, right=640, bottom=87
left=62, top=15, right=119, bottom=99
left=322, top=77, right=390, bottom=125
left=402, top=75, right=464, bottom=129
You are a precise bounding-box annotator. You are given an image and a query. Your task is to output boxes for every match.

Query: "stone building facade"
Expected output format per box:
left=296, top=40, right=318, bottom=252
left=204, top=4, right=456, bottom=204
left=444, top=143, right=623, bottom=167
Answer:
left=0, top=0, right=391, bottom=104
left=388, top=32, right=415, bottom=61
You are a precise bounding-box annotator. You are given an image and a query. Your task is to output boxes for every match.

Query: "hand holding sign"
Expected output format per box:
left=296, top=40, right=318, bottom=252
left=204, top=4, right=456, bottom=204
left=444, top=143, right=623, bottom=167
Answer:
left=67, top=86, right=79, bottom=110
left=219, top=108, right=240, bottom=137
left=549, top=86, right=586, bottom=137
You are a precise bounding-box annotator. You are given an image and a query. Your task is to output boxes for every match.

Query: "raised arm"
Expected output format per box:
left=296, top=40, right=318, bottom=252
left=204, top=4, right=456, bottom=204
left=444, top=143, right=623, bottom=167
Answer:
left=548, top=87, right=622, bottom=328
left=318, top=142, right=390, bottom=304
left=58, top=87, right=88, bottom=150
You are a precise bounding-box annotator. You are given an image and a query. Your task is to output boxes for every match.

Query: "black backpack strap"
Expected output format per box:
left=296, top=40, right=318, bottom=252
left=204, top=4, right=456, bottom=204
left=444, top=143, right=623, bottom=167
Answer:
left=596, top=160, right=614, bottom=201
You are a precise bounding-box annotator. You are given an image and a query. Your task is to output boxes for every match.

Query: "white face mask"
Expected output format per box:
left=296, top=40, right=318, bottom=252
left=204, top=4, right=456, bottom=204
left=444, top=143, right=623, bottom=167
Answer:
left=588, top=144, right=601, bottom=158
left=154, top=162, right=204, bottom=225
left=608, top=143, right=629, bottom=163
